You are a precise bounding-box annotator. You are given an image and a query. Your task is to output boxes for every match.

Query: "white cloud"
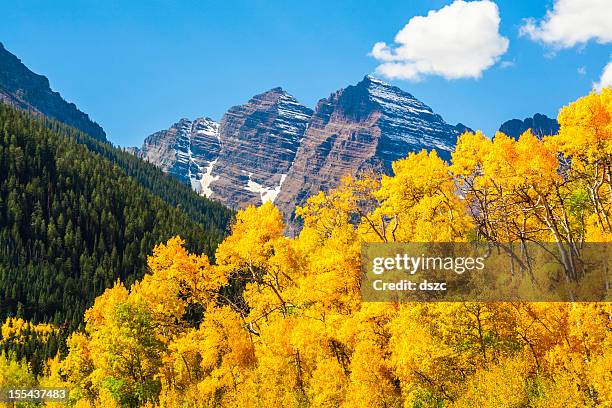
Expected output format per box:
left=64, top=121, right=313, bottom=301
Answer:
left=577, top=66, right=586, bottom=75
left=370, top=0, right=509, bottom=81
left=520, top=0, right=612, bottom=48
left=594, top=61, right=612, bottom=91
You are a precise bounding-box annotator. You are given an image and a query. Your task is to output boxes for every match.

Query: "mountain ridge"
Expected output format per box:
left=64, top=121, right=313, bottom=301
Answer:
left=0, top=42, right=107, bottom=141
left=137, top=88, right=314, bottom=209
left=276, top=75, right=466, bottom=223
left=499, top=113, right=559, bottom=139
left=135, top=75, right=469, bottom=224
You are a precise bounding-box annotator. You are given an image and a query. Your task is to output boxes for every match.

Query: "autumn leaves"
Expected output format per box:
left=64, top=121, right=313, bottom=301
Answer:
left=40, top=89, right=612, bottom=406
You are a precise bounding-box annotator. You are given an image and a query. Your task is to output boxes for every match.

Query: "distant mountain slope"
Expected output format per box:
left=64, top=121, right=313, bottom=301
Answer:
left=0, top=103, right=232, bottom=330
left=0, top=42, right=106, bottom=141
left=76, top=120, right=232, bottom=230
left=0, top=43, right=230, bottom=231
left=499, top=113, right=559, bottom=139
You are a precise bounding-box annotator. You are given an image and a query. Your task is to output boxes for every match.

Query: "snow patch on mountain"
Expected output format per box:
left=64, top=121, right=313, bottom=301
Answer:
left=191, top=158, right=219, bottom=198
left=193, top=118, right=220, bottom=141
left=245, top=173, right=287, bottom=203
left=364, top=76, right=458, bottom=154
left=274, top=92, right=314, bottom=142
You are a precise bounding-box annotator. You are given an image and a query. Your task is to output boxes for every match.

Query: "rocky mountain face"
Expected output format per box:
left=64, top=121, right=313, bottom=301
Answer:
left=499, top=113, right=559, bottom=139
left=138, top=88, right=313, bottom=207
left=137, top=117, right=221, bottom=196
left=208, top=88, right=313, bottom=207
left=275, top=76, right=466, bottom=221
left=0, top=42, right=106, bottom=141
left=136, top=76, right=466, bottom=224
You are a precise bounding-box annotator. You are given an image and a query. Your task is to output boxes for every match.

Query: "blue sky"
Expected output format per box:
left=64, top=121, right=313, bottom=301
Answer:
left=1, top=0, right=611, bottom=146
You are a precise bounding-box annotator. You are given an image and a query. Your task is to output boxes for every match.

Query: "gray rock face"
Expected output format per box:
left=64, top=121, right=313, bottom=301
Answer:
left=274, top=75, right=464, bottom=222
left=0, top=42, right=106, bottom=141
left=136, top=76, right=465, bottom=226
left=139, top=117, right=220, bottom=196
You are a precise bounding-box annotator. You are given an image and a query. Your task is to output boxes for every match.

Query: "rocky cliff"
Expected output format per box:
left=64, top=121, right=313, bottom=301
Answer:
left=207, top=88, right=313, bottom=207
left=138, top=117, right=221, bottom=196
left=0, top=42, right=106, bottom=141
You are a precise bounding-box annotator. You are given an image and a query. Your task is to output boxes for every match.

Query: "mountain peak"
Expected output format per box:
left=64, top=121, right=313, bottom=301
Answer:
left=256, top=87, right=290, bottom=98
left=354, top=74, right=420, bottom=105
left=140, top=86, right=313, bottom=207
left=362, top=74, right=387, bottom=85
left=244, top=87, right=303, bottom=108
left=195, top=116, right=218, bottom=125
left=137, top=77, right=465, bottom=226
left=235, top=87, right=311, bottom=126
left=275, top=77, right=467, bottom=224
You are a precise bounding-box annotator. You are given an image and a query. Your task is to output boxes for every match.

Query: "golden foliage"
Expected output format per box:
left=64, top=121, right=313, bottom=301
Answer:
left=17, top=89, right=612, bottom=407
left=1, top=317, right=58, bottom=344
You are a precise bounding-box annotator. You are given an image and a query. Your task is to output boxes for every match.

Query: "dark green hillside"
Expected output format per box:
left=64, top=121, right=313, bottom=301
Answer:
left=0, top=103, right=232, bottom=331
left=43, top=119, right=233, bottom=232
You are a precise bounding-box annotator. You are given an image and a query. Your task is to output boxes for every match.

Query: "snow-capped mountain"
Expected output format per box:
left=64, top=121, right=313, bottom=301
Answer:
left=275, top=75, right=468, bottom=223
left=137, top=88, right=312, bottom=208
left=366, top=75, right=466, bottom=165
left=206, top=87, right=313, bottom=208
left=134, top=76, right=467, bottom=223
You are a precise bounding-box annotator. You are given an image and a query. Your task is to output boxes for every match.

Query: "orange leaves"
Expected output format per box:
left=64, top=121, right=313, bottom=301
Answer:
left=148, top=236, right=226, bottom=294
left=452, top=355, right=532, bottom=408
left=454, top=129, right=561, bottom=191
left=83, top=281, right=129, bottom=330
left=296, top=174, right=378, bottom=237
left=551, top=89, right=612, bottom=237
left=0, top=317, right=58, bottom=345
left=504, top=130, right=561, bottom=188
left=133, top=237, right=226, bottom=337
left=162, top=306, right=255, bottom=405
left=65, top=237, right=238, bottom=406
left=515, top=131, right=560, bottom=182
left=452, top=130, right=566, bottom=244
left=452, top=130, right=491, bottom=177
left=556, top=88, right=612, bottom=160
left=378, top=150, right=452, bottom=213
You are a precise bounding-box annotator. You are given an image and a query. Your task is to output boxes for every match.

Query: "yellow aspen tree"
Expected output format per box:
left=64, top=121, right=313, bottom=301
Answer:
left=371, top=150, right=472, bottom=242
